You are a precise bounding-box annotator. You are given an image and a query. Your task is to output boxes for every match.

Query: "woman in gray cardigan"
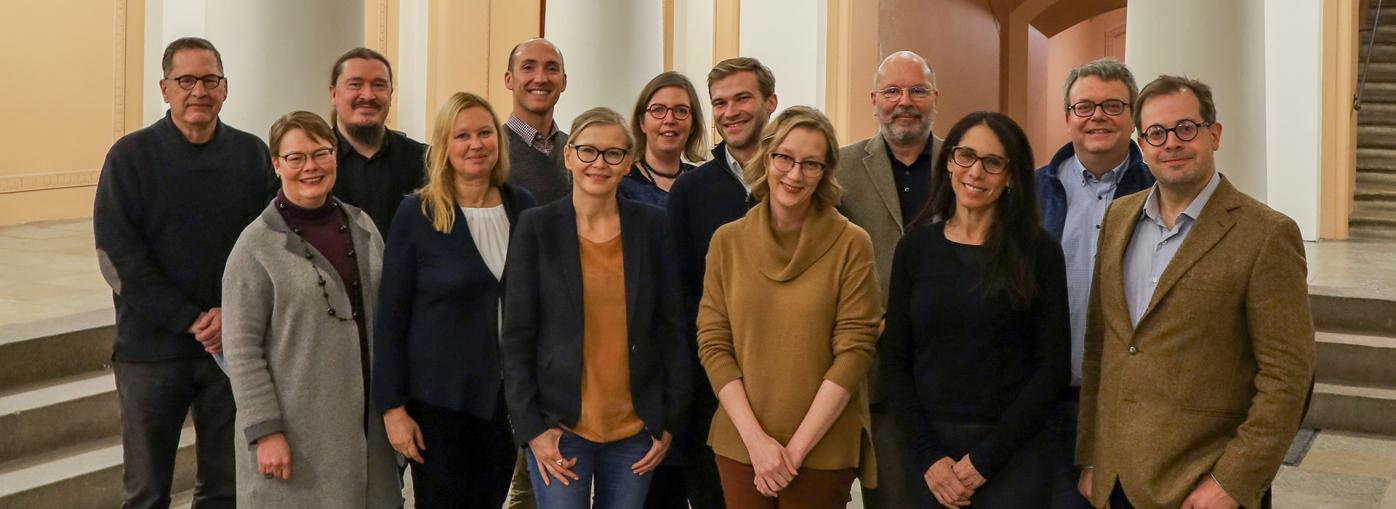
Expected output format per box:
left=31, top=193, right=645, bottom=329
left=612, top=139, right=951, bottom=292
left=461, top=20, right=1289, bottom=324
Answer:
left=221, top=111, right=398, bottom=507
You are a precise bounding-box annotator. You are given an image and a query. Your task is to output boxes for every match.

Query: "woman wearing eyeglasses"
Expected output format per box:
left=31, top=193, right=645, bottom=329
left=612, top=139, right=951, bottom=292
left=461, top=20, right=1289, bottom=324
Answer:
left=697, top=106, right=882, bottom=508
left=501, top=107, right=689, bottom=509
left=222, top=110, right=399, bottom=507
left=617, top=72, right=708, bottom=208
left=373, top=92, right=536, bottom=508
left=879, top=111, right=1068, bottom=508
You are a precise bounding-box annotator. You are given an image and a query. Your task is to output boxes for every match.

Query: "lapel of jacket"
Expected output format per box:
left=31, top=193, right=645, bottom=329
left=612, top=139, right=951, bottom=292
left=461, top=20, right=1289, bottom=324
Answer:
left=1102, top=191, right=1147, bottom=340
left=344, top=201, right=379, bottom=344
left=861, top=135, right=905, bottom=230
left=554, top=197, right=585, bottom=316
left=1138, top=177, right=1241, bottom=324
left=618, top=199, right=644, bottom=334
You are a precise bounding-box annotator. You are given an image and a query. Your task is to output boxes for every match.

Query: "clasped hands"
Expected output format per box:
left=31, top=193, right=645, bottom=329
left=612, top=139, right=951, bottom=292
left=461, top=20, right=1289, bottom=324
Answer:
left=924, top=455, right=986, bottom=508
left=744, top=433, right=810, bottom=498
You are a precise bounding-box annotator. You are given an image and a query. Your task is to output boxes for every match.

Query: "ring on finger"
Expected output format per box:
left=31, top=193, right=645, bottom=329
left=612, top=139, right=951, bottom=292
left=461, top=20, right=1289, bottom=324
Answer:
left=554, top=458, right=564, bottom=467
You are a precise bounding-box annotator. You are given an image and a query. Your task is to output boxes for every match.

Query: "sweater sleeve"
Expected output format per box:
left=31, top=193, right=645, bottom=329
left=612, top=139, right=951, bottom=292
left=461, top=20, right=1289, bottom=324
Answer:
left=93, top=145, right=204, bottom=335
left=879, top=232, right=953, bottom=475
left=501, top=211, right=550, bottom=446
left=823, top=228, right=882, bottom=392
left=967, top=235, right=1070, bottom=478
left=371, top=200, right=421, bottom=413
left=697, top=228, right=742, bottom=393
left=221, top=233, right=285, bottom=446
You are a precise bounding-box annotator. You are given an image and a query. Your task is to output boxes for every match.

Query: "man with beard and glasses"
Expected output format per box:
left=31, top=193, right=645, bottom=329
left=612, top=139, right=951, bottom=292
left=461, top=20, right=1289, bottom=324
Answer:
left=1032, top=58, right=1153, bottom=509
left=328, top=47, right=427, bottom=239
left=835, top=50, right=942, bottom=509
left=503, top=38, right=571, bottom=205
left=661, top=56, right=778, bottom=509
left=94, top=37, right=277, bottom=508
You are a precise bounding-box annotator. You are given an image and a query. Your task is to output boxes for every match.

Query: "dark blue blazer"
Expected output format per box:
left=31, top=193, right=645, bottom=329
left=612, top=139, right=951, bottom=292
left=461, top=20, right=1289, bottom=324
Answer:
left=372, top=184, right=536, bottom=420
left=1034, top=141, right=1154, bottom=242
left=501, top=195, right=691, bottom=446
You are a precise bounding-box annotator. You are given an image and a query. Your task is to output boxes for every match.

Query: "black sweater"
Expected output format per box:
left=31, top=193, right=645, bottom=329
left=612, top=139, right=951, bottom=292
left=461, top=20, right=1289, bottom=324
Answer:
left=879, top=222, right=1069, bottom=478
left=332, top=128, right=427, bottom=239
left=93, top=113, right=277, bottom=362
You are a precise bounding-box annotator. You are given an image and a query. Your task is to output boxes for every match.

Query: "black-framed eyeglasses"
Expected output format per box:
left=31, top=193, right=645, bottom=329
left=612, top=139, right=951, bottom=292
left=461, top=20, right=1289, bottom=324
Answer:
left=877, top=85, right=934, bottom=101
left=278, top=148, right=335, bottom=170
left=569, top=144, right=629, bottom=165
left=1069, top=99, right=1128, bottom=117
left=949, top=146, right=1008, bottom=175
left=647, top=104, right=692, bottom=120
left=1141, top=119, right=1212, bottom=147
left=166, top=74, right=225, bottom=91
left=769, top=152, right=826, bottom=177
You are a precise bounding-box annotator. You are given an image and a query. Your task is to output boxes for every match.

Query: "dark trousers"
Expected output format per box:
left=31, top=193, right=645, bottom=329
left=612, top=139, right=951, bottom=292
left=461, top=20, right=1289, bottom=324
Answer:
left=407, top=397, right=516, bottom=508
left=715, top=455, right=856, bottom=509
left=906, top=421, right=1051, bottom=509
left=860, top=402, right=909, bottom=509
left=1049, top=394, right=1092, bottom=509
left=114, top=356, right=235, bottom=509
left=644, top=397, right=725, bottom=509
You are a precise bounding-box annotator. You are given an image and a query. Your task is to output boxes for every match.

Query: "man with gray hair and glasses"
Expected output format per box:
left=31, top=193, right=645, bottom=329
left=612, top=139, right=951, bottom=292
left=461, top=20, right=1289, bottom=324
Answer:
left=1033, top=58, right=1154, bottom=509
left=836, top=50, right=942, bottom=509
left=94, top=37, right=277, bottom=508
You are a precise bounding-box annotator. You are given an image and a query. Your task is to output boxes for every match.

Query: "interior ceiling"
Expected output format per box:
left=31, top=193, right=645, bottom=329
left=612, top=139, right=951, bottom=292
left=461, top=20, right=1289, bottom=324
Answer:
left=1030, top=0, right=1127, bottom=37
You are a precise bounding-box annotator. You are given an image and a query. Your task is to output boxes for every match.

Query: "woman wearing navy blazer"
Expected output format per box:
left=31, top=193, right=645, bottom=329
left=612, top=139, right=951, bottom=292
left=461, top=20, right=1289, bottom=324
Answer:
left=373, top=91, right=536, bottom=508
left=501, top=107, right=690, bottom=509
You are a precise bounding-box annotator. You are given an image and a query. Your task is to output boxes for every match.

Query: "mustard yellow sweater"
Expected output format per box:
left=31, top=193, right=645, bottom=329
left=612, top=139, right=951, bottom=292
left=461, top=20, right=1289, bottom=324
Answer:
left=697, top=200, right=883, bottom=485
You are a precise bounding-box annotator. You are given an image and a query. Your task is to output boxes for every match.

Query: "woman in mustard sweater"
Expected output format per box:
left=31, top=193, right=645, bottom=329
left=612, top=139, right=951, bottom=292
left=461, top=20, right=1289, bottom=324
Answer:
left=697, top=106, right=883, bottom=508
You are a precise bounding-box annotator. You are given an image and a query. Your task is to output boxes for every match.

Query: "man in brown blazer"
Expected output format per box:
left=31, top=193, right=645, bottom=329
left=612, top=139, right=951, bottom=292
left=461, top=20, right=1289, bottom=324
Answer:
left=1076, top=75, right=1315, bottom=509
left=836, top=50, right=943, bottom=509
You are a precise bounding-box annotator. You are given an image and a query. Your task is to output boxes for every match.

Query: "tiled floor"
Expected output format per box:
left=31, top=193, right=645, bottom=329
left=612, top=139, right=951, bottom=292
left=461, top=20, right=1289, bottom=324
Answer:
left=5, top=219, right=1396, bottom=507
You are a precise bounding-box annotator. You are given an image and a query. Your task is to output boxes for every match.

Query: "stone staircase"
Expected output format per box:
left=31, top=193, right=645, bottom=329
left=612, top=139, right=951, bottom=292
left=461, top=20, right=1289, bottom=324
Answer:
left=1354, top=4, right=1396, bottom=238
left=0, top=310, right=197, bottom=509
left=1303, top=291, right=1396, bottom=436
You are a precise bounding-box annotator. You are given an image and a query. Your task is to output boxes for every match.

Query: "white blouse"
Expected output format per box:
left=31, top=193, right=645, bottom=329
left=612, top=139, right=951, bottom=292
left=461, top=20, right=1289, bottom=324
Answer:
left=461, top=204, right=510, bottom=280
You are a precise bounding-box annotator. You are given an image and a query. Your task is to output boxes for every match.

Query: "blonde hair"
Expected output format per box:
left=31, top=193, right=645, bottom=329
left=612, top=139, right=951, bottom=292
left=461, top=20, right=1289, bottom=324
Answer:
left=569, top=107, right=635, bottom=153
left=418, top=92, right=510, bottom=233
left=745, top=106, right=843, bottom=209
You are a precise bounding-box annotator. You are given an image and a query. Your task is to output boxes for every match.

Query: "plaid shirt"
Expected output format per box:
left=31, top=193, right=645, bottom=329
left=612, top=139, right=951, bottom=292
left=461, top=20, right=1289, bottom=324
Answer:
left=505, top=114, right=559, bottom=154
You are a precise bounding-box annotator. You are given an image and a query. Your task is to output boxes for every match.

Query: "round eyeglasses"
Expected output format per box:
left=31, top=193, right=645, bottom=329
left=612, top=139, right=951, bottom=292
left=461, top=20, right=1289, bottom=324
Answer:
left=769, top=152, right=826, bottom=178
left=569, top=144, right=629, bottom=165
left=949, top=146, right=1008, bottom=175
left=1141, top=119, right=1212, bottom=147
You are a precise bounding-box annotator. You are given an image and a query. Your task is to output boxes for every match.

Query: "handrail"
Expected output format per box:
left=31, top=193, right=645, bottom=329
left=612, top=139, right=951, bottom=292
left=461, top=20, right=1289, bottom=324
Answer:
left=1357, top=0, right=1387, bottom=111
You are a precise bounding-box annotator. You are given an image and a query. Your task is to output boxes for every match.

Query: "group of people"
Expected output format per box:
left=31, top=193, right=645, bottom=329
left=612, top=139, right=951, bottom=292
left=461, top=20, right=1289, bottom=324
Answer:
left=92, top=34, right=1316, bottom=509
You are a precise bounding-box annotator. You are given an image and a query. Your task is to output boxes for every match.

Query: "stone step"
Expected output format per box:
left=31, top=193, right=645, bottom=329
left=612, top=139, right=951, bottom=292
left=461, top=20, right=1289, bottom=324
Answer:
left=1350, top=221, right=1396, bottom=240
left=1358, top=101, right=1396, bottom=128
left=1359, top=41, right=1396, bottom=63
left=0, top=371, right=118, bottom=465
left=1357, top=147, right=1396, bottom=171
left=1358, top=123, right=1396, bottom=147
left=1359, top=82, right=1396, bottom=103
left=0, top=427, right=195, bottom=509
left=1315, top=332, right=1396, bottom=389
left=1357, top=168, right=1396, bottom=189
left=1310, top=293, right=1396, bottom=337
left=0, top=310, right=113, bottom=390
left=1358, top=62, right=1396, bottom=83
left=1303, top=383, right=1396, bottom=436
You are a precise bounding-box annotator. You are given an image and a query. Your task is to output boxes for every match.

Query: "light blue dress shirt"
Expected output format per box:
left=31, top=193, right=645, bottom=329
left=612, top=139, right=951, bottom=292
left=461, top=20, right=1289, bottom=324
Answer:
left=1123, top=172, right=1222, bottom=327
left=1057, top=155, right=1126, bottom=386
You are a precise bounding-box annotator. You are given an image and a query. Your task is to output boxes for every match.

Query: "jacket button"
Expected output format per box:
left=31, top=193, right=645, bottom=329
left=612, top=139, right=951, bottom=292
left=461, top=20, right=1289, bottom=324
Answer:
left=1128, top=346, right=1138, bottom=355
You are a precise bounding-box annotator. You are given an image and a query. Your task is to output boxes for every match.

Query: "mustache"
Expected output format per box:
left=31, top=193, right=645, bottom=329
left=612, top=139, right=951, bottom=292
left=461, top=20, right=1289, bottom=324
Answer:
left=891, top=107, right=922, bottom=119
left=353, top=99, right=383, bottom=109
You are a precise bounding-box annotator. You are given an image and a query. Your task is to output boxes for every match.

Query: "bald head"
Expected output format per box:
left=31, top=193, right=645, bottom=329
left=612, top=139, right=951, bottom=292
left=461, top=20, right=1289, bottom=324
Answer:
left=508, top=38, right=565, bottom=73
left=874, top=51, right=935, bottom=90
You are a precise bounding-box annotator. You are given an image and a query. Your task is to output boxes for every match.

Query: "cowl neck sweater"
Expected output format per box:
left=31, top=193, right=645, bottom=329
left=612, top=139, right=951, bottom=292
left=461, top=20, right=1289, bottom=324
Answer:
left=740, top=199, right=849, bottom=283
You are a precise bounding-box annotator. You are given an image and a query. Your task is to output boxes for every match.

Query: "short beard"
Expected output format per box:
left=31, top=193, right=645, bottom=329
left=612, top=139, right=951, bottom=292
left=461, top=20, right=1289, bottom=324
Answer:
left=345, top=122, right=385, bottom=148
left=882, top=118, right=932, bottom=146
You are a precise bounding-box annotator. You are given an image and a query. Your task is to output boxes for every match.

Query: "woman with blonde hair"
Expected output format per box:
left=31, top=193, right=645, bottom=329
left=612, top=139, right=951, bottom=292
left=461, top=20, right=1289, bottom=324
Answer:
left=223, top=110, right=398, bottom=507
left=617, top=71, right=707, bottom=207
left=502, top=107, right=689, bottom=508
left=374, top=91, right=536, bottom=507
left=698, top=105, right=882, bottom=508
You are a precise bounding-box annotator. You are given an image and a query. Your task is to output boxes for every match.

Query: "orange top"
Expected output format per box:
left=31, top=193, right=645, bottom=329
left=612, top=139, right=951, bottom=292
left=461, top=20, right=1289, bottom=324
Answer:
left=571, top=234, right=644, bottom=443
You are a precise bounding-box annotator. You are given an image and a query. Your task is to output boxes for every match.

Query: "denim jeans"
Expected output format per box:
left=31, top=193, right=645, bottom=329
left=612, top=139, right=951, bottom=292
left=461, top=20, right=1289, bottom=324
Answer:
left=525, top=430, right=655, bottom=509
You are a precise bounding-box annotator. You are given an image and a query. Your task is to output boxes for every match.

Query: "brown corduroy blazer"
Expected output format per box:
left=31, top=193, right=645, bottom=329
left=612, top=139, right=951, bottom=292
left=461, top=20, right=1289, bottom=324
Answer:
left=1076, top=175, right=1316, bottom=509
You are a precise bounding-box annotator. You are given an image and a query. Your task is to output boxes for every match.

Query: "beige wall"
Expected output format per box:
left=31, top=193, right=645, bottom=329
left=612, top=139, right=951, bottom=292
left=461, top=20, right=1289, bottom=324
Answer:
left=880, top=0, right=1003, bottom=139
left=0, top=1, right=138, bottom=225
left=1031, top=7, right=1125, bottom=165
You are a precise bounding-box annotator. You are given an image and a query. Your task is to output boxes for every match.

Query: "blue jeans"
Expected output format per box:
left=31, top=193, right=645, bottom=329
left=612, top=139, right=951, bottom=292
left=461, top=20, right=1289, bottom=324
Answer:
left=526, top=430, right=654, bottom=509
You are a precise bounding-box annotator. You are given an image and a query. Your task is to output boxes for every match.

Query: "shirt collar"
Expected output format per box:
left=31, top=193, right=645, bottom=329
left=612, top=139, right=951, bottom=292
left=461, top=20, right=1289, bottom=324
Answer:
left=724, top=147, right=751, bottom=192
left=506, top=114, right=557, bottom=143
left=1068, top=154, right=1127, bottom=187
left=1141, top=171, right=1222, bottom=226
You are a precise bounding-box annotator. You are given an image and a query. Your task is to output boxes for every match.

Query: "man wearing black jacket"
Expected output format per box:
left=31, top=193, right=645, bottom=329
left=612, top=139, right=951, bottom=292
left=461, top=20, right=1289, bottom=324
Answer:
left=328, top=47, right=427, bottom=239
left=94, top=37, right=276, bottom=509
left=658, top=56, right=777, bottom=509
